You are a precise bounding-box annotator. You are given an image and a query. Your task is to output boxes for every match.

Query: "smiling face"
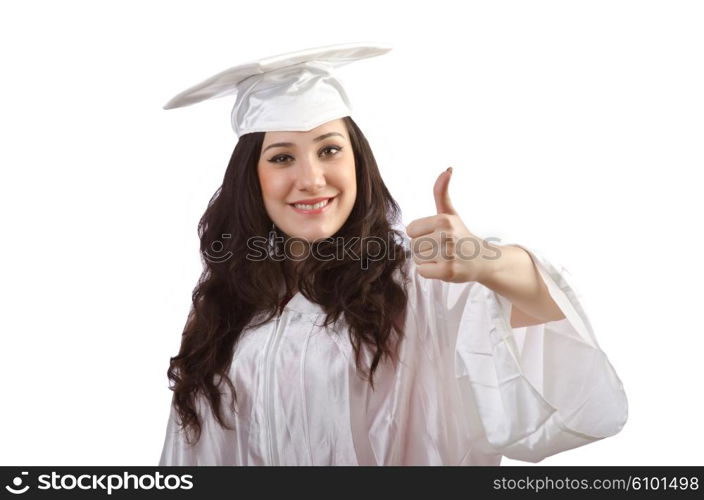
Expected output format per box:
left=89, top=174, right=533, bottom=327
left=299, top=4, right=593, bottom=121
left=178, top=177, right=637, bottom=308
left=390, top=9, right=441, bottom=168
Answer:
left=257, top=118, right=357, bottom=243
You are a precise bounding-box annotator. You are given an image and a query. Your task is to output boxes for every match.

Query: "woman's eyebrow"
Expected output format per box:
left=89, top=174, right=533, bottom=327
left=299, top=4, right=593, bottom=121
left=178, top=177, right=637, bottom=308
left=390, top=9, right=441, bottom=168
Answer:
left=262, top=132, right=345, bottom=153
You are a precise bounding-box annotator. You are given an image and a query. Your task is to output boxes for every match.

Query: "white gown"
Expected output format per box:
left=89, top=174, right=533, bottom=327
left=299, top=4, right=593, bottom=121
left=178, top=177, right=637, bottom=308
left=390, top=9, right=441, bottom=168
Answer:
left=158, top=243, right=628, bottom=465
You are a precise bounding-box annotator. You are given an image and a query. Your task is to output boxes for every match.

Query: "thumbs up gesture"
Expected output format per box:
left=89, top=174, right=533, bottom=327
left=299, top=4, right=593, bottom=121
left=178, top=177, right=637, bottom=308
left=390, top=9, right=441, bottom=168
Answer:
left=405, top=168, right=491, bottom=283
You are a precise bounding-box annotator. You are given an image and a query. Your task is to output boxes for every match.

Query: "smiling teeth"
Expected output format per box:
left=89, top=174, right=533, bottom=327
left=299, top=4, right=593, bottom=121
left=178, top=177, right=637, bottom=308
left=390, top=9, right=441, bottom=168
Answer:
left=294, top=199, right=330, bottom=210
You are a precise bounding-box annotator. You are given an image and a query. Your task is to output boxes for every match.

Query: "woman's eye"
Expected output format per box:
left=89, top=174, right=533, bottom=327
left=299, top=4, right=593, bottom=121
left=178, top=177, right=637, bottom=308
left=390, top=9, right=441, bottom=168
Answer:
left=270, top=154, right=292, bottom=164
left=321, top=145, right=342, bottom=157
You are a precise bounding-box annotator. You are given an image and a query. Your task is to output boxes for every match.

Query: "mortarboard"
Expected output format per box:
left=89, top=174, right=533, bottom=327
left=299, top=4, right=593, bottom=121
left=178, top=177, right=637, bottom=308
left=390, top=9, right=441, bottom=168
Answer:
left=163, top=42, right=393, bottom=138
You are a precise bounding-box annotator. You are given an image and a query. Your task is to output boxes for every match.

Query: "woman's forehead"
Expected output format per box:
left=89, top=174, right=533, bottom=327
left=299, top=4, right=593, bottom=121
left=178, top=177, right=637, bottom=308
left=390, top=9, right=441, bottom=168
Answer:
left=263, top=118, right=348, bottom=144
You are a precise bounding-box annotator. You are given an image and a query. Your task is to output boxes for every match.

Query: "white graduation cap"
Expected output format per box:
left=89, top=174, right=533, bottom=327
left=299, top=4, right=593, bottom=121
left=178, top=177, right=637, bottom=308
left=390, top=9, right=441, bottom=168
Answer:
left=163, top=42, right=393, bottom=138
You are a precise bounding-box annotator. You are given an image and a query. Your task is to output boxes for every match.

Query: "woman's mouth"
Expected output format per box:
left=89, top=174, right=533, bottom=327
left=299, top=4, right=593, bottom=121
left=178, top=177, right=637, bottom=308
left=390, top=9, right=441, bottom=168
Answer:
left=289, top=196, right=335, bottom=215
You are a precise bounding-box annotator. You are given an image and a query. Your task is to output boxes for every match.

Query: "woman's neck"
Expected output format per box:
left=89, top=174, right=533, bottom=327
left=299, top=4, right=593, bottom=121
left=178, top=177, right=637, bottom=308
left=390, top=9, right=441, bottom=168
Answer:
left=282, top=259, right=301, bottom=293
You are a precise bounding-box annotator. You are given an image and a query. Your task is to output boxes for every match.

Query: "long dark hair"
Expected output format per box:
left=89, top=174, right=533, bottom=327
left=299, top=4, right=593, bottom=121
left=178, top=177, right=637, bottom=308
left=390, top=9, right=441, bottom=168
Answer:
left=166, top=116, right=409, bottom=445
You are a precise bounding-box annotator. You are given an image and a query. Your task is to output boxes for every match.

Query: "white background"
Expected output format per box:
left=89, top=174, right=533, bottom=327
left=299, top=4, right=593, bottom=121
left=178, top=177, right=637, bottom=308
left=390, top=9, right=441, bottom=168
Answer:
left=1, top=0, right=702, bottom=466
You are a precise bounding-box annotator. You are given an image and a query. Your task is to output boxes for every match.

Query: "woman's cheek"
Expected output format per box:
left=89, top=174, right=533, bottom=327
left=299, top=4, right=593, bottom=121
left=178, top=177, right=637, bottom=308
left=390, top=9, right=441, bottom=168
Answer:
left=258, top=169, right=285, bottom=201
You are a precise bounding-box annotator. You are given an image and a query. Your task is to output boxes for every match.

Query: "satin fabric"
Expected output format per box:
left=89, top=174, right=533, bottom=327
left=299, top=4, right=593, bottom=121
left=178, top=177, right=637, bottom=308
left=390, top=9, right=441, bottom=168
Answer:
left=158, top=244, right=628, bottom=465
left=161, top=43, right=391, bottom=138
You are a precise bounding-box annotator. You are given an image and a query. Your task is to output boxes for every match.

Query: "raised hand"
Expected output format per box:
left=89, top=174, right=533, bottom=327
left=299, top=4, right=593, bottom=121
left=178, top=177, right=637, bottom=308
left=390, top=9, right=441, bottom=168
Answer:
left=405, top=168, right=490, bottom=283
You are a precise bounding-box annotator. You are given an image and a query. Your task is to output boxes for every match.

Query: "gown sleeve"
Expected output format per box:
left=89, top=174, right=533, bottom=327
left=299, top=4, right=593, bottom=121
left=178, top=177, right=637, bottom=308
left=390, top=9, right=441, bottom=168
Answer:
left=441, top=243, right=628, bottom=463
left=159, top=401, right=191, bottom=466
left=158, top=392, right=238, bottom=466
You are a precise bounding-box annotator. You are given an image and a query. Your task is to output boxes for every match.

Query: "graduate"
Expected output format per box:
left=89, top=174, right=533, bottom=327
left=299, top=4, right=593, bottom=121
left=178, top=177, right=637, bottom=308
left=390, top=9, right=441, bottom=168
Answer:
left=158, top=42, right=628, bottom=465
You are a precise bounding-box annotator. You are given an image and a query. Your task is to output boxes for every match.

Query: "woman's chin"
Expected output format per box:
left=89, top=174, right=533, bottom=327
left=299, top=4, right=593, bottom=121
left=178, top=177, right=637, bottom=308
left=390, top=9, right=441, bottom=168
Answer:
left=289, top=231, right=332, bottom=243
left=277, top=217, right=348, bottom=245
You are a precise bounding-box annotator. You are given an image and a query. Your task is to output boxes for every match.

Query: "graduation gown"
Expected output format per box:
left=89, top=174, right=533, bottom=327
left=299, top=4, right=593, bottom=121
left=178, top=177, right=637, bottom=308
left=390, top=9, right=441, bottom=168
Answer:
left=158, top=244, right=628, bottom=465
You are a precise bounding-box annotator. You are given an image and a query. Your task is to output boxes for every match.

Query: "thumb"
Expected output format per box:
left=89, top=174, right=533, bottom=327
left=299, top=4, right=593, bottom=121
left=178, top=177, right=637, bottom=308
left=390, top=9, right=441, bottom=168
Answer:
left=433, top=167, right=457, bottom=215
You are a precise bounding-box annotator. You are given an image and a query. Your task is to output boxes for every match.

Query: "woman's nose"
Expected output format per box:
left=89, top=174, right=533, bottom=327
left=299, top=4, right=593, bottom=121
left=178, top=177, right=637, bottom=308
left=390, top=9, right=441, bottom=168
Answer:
left=295, top=157, right=326, bottom=192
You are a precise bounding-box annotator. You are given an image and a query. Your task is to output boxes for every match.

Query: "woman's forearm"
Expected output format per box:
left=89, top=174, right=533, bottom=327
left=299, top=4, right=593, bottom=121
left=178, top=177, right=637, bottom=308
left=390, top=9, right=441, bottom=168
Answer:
left=477, top=243, right=565, bottom=327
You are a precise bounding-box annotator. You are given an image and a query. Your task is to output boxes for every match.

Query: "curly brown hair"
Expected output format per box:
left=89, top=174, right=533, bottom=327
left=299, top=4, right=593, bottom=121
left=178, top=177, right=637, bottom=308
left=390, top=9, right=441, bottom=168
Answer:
left=166, top=116, right=409, bottom=445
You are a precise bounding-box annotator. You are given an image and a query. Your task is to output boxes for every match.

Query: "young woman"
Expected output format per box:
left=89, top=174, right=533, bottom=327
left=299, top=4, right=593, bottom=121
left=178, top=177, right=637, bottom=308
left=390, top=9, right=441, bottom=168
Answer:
left=158, top=43, right=628, bottom=465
